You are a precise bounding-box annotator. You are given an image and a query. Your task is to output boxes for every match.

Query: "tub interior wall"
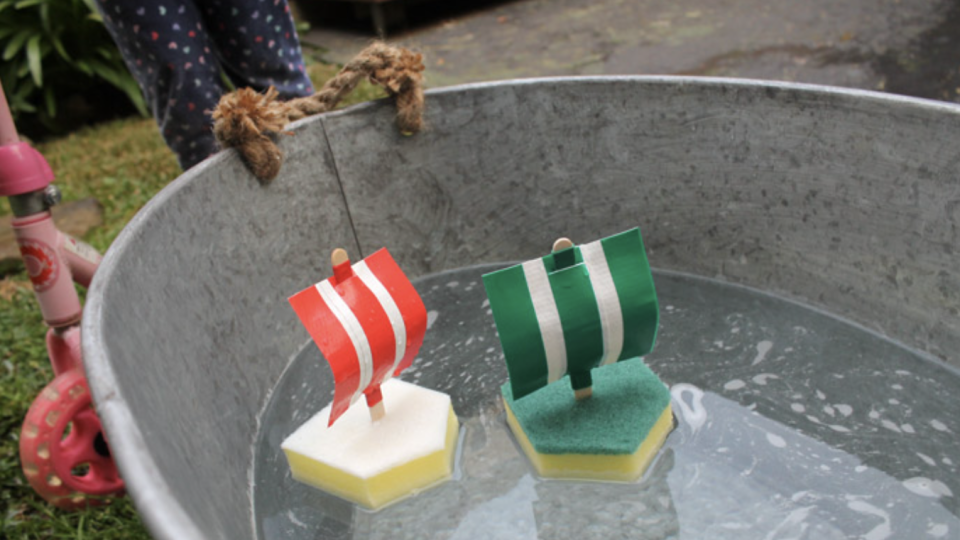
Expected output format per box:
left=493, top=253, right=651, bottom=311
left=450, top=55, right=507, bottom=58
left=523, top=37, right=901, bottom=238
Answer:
left=323, top=81, right=959, bottom=361
left=97, top=130, right=358, bottom=540
left=88, top=79, right=960, bottom=540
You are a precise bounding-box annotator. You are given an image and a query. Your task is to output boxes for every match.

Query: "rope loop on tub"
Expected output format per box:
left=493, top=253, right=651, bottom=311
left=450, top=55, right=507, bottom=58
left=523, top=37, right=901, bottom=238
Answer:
left=212, top=42, right=426, bottom=183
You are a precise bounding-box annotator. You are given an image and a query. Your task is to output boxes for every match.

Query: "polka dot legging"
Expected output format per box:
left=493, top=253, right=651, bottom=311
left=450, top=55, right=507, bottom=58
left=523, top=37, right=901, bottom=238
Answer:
left=95, top=0, right=315, bottom=170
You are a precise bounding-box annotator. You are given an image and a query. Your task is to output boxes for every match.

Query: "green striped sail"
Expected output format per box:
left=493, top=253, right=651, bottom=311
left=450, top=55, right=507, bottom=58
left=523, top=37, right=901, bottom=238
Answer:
left=482, top=228, right=658, bottom=400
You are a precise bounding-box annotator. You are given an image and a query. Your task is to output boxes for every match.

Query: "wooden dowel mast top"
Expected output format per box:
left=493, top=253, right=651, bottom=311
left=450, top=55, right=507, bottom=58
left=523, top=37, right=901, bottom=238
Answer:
left=331, top=248, right=350, bottom=267
left=552, top=237, right=573, bottom=252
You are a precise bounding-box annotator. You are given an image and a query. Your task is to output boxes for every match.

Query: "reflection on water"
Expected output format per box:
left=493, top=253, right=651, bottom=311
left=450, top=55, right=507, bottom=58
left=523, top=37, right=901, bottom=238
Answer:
left=254, top=264, right=960, bottom=540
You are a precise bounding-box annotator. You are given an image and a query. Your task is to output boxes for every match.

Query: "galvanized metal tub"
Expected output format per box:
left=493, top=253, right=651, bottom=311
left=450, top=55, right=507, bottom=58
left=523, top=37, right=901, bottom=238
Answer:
left=82, top=77, right=960, bottom=540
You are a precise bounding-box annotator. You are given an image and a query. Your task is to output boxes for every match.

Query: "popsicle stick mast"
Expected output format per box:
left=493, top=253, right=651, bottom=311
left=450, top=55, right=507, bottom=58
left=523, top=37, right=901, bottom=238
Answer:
left=550, top=238, right=594, bottom=402
left=330, top=248, right=386, bottom=422
left=552, top=237, right=573, bottom=252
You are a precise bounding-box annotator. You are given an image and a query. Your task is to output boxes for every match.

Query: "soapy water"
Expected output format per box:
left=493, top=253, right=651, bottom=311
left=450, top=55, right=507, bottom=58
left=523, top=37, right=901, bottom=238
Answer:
left=254, top=264, right=960, bottom=540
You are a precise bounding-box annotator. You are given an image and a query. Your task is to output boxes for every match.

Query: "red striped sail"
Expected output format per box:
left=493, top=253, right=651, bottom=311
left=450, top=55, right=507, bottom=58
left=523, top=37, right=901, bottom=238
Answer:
left=288, top=248, right=427, bottom=426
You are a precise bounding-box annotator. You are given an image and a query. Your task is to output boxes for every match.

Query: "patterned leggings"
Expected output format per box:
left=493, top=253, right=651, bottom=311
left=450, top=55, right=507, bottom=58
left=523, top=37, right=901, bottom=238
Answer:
left=95, top=0, right=315, bottom=170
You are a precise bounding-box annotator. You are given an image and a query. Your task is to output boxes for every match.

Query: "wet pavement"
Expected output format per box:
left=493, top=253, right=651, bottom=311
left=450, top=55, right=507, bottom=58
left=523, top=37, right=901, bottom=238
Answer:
left=301, top=0, right=960, bottom=102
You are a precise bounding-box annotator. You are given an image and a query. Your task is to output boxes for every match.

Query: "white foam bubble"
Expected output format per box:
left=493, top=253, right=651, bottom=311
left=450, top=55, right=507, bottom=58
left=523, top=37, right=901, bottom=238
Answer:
left=446, top=281, right=459, bottom=288
left=791, top=403, right=805, bottom=413
left=930, top=419, right=949, bottom=432
left=287, top=510, right=307, bottom=528
left=724, top=379, right=746, bottom=391
left=835, top=404, right=853, bottom=417
left=766, top=432, right=787, bottom=448
left=751, top=340, right=773, bottom=366
left=902, top=477, right=953, bottom=498
left=846, top=499, right=891, bottom=540
left=917, top=453, right=937, bottom=466
left=671, top=383, right=707, bottom=434
left=762, top=506, right=812, bottom=540
left=928, top=523, right=949, bottom=538
left=881, top=419, right=902, bottom=433
left=902, top=423, right=915, bottom=434
left=752, top=373, right=778, bottom=385
left=427, top=310, right=440, bottom=330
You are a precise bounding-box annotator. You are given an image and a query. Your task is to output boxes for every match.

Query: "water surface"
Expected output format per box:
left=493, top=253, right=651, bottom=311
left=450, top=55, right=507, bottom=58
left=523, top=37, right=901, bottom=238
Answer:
left=254, top=264, right=959, bottom=539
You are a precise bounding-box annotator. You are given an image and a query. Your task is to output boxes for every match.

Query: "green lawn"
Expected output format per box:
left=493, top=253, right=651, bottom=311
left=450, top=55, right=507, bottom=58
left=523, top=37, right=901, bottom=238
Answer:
left=1, top=62, right=384, bottom=539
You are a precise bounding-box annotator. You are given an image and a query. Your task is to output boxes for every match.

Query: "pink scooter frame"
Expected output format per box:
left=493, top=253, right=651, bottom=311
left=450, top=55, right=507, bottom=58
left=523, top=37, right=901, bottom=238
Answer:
left=1, top=83, right=124, bottom=509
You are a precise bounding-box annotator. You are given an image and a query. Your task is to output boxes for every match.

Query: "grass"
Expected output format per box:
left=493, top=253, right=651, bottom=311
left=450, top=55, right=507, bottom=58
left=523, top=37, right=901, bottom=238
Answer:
left=1, top=62, right=385, bottom=539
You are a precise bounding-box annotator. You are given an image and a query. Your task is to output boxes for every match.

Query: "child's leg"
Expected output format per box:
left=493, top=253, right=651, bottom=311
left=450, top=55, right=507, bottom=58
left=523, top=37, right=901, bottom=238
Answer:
left=196, top=0, right=315, bottom=99
left=94, top=0, right=228, bottom=170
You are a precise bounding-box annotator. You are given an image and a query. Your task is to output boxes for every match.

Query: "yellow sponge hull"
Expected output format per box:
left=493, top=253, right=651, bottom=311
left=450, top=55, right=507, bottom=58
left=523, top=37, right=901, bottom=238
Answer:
left=282, top=379, right=459, bottom=510
left=285, top=406, right=458, bottom=509
left=504, top=400, right=674, bottom=482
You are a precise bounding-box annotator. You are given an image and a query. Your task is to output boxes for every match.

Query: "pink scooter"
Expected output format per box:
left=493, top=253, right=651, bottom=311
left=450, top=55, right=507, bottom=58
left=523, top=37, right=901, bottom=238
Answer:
left=1, top=82, right=124, bottom=509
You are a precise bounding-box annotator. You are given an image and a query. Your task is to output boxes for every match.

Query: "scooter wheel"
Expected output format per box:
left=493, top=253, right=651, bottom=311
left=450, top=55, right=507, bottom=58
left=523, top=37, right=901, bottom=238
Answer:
left=19, top=368, right=124, bottom=510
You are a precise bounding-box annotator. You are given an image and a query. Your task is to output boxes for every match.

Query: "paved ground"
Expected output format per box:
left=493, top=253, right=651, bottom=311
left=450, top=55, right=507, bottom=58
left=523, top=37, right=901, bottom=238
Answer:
left=301, top=0, right=960, bottom=103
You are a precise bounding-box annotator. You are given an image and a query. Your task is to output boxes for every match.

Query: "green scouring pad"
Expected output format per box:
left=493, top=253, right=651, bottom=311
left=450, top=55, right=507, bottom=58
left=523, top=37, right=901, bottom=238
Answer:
left=502, top=358, right=674, bottom=481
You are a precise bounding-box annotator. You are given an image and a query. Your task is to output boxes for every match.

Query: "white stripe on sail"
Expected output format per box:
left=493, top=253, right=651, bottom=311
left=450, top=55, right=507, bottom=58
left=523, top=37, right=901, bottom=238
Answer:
left=581, top=239, right=624, bottom=366
left=354, top=260, right=407, bottom=381
left=522, top=259, right=567, bottom=383
left=316, top=280, right=373, bottom=402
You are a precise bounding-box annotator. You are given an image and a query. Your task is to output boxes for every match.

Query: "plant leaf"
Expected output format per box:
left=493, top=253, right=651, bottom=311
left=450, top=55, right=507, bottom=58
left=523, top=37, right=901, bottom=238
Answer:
left=13, top=0, right=44, bottom=8
left=74, top=59, right=92, bottom=76
left=13, top=99, right=36, bottom=113
left=86, top=58, right=122, bottom=87
left=12, top=76, right=35, bottom=99
left=26, top=34, right=42, bottom=86
left=119, top=76, right=148, bottom=116
left=39, top=1, right=50, bottom=33
left=51, top=34, right=70, bottom=61
left=2, top=29, right=31, bottom=61
left=44, top=83, right=55, bottom=117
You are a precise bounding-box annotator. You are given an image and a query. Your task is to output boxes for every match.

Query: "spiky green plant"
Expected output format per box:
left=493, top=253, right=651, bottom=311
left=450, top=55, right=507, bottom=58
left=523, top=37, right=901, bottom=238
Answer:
left=0, top=0, right=147, bottom=132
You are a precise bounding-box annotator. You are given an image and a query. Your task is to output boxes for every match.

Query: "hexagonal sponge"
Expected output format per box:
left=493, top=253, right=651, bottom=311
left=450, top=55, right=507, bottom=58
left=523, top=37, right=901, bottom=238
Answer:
left=282, top=378, right=458, bottom=509
left=502, top=359, right=673, bottom=482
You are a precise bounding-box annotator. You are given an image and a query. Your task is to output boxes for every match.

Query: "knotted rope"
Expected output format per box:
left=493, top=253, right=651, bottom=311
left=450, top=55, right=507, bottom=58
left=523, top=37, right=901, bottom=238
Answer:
left=212, top=42, right=426, bottom=183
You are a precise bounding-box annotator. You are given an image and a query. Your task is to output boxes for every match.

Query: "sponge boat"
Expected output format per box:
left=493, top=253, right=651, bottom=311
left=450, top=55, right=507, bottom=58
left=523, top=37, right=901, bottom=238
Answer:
left=281, top=247, right=459, bottom=510
left=482, top=228, right=675, bottom=481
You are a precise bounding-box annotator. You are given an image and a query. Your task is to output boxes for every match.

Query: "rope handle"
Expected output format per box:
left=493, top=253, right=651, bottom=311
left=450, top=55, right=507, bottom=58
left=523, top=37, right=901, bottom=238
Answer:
left=212, top=42, right=425, bottom=183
